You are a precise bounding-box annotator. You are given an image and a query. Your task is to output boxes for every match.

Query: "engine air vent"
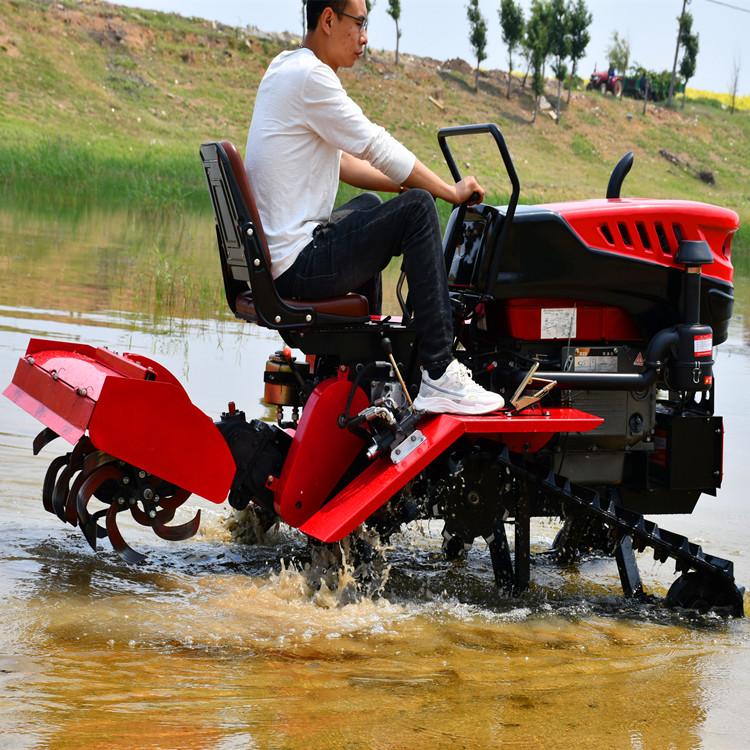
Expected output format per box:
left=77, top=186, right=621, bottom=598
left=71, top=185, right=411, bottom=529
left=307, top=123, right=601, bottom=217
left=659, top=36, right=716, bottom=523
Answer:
left=655, top=223, right=670, bottom=254
left=618, top=223, right=633, bottom=247
left=636, top=222, right=651, bottom=249
left=599, top=224, right=614, bottom=245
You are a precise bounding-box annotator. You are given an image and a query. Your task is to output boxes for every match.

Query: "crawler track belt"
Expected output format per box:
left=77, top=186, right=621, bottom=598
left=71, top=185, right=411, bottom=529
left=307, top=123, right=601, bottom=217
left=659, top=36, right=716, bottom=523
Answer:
left=496, top=448, right=745, bottom=617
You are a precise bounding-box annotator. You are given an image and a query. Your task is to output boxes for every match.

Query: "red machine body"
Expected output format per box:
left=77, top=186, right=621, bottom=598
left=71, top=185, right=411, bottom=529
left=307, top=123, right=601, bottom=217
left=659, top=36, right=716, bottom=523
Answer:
left=299, top=407, right=602, bottom=543
left=5, top=339, right=234, bottom=504
left=544, top=198, right=735, bottom=284
left=3, top=124, right=744, bottom=615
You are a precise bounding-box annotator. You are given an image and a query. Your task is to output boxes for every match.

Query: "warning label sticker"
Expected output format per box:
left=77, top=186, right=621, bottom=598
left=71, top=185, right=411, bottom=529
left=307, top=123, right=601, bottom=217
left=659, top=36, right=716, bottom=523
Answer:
left=574, top=351, right=618, bottom=372
left=694, top=334, right=712, bottom=358
left=541, top=308, right=577, bottom=339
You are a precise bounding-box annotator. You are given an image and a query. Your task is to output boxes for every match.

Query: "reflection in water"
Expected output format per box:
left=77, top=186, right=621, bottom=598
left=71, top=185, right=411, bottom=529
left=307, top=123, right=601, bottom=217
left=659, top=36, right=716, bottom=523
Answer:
left=0, top=201, right=226, bottom=324
left=1, top=204, right=750, bottom=748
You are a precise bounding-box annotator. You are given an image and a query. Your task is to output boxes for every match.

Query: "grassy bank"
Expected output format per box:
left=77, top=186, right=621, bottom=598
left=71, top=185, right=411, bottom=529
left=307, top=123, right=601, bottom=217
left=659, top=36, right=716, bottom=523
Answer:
left=1, top=0, right=748, bottom=250
left=0, top=138, right=206, bottom=210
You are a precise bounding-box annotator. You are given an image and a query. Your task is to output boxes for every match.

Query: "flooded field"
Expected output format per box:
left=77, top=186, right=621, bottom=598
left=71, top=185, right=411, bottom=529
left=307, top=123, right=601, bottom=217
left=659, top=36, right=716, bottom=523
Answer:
left=2, top=204, right=750, bottom=749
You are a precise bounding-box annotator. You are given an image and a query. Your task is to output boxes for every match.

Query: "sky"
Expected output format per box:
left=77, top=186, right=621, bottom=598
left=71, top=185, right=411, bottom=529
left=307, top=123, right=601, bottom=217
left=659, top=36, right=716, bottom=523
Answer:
left=113, top=0, right=750, bottom=97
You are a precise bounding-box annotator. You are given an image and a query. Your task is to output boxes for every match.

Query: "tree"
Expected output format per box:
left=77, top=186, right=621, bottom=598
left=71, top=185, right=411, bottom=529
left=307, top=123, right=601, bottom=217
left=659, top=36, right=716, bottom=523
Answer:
left=548, top=0, right=570, bottom=122
left=605, top=30, right=630, bottom=80
left=530, top=52, right=546, bottom=123
left=526, top=0, right=552, bottom=122
left=520, top=35, right=534, bottom=87
left=729, top=53, right=741, bottom=115
left=668, top=0, right=688, bottom=108
left=499, top=0, right=525, bottom=100
left=301, top=0, right=307, bottom=39
left=387, top=0, right=402, bottom=66
left=567, top=0, right=591, bottom=103
left=678, top=13, right=699, bottom=109
left=363, top=0, right=375, bottom=60
left=466, top=0, right=488, bottom=92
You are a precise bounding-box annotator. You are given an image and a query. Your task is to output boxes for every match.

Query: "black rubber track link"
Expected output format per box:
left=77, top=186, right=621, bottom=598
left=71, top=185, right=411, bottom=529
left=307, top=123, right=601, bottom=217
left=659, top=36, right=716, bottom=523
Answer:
left=495, top=447, right=745, bottom=617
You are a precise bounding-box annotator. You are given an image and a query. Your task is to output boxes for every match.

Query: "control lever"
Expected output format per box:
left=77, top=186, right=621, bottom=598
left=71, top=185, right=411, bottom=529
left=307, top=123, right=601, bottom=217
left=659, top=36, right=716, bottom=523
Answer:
left=381, top=337, right=413, bottom=406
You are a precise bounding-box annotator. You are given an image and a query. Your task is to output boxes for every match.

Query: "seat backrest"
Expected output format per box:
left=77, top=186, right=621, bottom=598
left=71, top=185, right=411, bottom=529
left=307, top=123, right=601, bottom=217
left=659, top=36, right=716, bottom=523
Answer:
left=219, top=140, right=274, bottom=267
left=200, top=140, right=370, bottom=329
left=200, top=140, right=253, bottom=310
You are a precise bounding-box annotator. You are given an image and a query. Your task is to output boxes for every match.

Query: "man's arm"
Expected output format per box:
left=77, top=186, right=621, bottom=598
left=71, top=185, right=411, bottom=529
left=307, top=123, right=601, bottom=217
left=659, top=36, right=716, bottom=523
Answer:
left=339, top=152, right=402, bottom=192
left=402, top=158, right=484, bottom=205
left=340, top=152, right=485, bottom=205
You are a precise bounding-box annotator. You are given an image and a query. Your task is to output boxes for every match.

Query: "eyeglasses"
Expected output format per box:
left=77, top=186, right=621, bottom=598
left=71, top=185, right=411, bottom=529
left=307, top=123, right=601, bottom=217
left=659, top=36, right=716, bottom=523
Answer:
left=337, top=11, right=368, bottom=32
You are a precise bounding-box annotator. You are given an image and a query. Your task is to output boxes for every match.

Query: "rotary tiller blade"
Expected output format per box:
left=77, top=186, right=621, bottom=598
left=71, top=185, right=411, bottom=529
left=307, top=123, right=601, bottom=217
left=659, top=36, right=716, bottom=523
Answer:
left=105, top=501, right=146, bottom=564
left=150, top=509, right=201, bottom=542
left=51, top=460, right=77, bottom=523
left=156, top=487, right=191, bottom=511
left=42, top=454, right=70, bottom=515
left=129, top=503, right=176, bottom=527
left=51, top=438, right=93, bottom=523
left=129, top=492, right=199, bottom=542
left=65, top=470, right=88, bottom=528
left=33, top=426, right=60, bottom=456
left=75, top=464, right=122, bottom=551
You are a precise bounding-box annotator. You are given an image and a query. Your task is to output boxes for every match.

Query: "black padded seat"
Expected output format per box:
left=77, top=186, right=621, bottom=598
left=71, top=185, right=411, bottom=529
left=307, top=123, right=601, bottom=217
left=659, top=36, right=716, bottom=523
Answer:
left=200, top=140, right=370, bottom=329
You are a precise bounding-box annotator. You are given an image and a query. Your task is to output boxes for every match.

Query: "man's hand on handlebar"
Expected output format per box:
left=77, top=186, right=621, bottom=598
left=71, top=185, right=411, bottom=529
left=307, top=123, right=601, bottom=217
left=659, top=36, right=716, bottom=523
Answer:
left=454, top=176, right=485, bottom=206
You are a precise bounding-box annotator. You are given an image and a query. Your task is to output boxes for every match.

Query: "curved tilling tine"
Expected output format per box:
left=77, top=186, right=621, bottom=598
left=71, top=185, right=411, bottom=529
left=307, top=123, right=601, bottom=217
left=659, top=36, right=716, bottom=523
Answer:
left=51, top=438, right=93, bottom=523
left=42, top=454, right=70, bottom=515
left=129, top=503, right=176, bottom=526
left=51, top=459, right=77, bottom=523
left=82, top=449, right=116, bottom=476
left=33, top=427, right=59, bottom=456
left=105, top=501, right=146, bottom=564
left=150, top=509, right=201, bottom=542
left=128, top=489, right=199, bottom=542
left=156, top=487, right=191, bottom=511
left=65, top=470, right=89, bottom=527
left=75, top=464, right=123, bottom=551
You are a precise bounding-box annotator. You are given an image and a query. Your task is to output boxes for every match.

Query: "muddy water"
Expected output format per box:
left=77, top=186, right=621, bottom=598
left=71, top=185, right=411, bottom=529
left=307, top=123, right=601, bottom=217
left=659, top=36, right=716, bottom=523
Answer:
left=2, top=205, right=750, bottom=749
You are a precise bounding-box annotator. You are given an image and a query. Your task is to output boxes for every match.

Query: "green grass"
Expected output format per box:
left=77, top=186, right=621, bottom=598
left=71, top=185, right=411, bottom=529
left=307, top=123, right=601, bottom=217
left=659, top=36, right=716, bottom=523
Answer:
left=1, top=0, right=749, bottom=255
left=0, top=138, right=207, bottom=210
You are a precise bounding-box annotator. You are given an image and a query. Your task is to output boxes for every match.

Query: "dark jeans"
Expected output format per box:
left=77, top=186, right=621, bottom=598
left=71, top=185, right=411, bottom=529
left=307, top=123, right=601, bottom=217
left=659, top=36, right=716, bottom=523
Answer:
left=275, top=190, right=453, bottom=372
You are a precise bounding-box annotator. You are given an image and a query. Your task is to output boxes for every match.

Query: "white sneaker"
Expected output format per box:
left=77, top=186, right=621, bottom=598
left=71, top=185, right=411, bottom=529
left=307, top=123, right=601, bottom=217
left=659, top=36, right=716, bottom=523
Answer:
left=412, top=360, right=504, bottom=415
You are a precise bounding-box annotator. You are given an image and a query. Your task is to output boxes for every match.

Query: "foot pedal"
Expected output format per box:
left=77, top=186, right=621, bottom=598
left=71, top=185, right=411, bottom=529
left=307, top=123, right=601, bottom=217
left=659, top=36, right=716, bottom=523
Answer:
left=510, top=362, right=556, bottom=411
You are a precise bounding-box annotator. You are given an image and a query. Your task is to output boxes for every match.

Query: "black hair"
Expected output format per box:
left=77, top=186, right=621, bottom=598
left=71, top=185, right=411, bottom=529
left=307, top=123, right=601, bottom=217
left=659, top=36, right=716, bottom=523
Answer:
left=306, top=1, right=349, bottom=31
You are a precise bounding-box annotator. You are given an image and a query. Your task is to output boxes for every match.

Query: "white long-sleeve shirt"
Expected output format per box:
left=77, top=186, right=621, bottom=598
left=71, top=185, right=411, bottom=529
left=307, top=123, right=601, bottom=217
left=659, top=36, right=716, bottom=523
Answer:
left=245, top=48, right=416, bottom=278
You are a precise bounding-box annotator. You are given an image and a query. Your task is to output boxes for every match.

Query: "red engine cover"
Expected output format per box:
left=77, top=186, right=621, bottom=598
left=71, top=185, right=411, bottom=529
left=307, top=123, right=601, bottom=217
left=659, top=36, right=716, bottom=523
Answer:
left=541, top=198, right=737, bottom=284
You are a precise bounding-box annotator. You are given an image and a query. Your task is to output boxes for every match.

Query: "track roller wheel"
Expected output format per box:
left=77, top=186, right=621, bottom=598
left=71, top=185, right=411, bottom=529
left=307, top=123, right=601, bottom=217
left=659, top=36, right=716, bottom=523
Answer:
left=665, top=572, right=745, bottom=617
left=442, top=532, right=471, bottom=562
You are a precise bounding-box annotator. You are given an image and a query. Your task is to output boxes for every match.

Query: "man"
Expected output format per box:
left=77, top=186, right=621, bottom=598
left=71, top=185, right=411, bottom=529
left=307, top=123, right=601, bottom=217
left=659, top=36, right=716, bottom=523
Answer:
left=245, top=0, right=503, bottom=415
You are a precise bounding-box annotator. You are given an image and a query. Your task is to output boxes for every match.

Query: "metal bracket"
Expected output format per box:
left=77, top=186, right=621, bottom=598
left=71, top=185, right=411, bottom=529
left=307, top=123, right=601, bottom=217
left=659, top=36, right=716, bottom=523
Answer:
left=391, top=430, right=426, bottom=464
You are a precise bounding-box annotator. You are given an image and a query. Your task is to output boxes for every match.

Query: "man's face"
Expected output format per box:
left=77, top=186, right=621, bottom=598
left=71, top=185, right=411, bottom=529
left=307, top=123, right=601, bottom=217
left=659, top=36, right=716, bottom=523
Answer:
left=330, top=0, right=368, bottom=68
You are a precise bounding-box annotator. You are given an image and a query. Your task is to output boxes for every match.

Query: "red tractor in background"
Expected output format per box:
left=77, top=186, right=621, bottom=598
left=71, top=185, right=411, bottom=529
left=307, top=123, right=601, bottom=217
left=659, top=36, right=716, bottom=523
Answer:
left=587, top=69, right=624, bottom=97
left=4, top=124, right=745, bottom=616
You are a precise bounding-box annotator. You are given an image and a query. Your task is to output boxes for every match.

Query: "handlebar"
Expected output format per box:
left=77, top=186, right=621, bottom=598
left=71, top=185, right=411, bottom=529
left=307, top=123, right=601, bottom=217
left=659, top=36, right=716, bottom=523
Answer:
left=437, top=123, right=521, bottom=297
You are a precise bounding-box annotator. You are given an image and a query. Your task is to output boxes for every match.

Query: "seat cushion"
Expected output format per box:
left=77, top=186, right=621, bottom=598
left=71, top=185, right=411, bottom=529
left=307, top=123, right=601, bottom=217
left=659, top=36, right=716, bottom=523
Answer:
left=235, top=291, right=370, bottom=324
